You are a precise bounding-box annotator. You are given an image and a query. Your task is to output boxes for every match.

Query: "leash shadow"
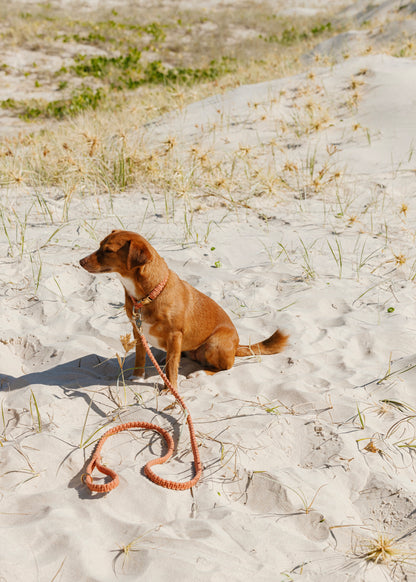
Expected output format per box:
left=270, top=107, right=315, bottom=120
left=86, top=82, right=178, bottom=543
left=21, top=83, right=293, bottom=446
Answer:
left=1, top=347, right=198, bottom=497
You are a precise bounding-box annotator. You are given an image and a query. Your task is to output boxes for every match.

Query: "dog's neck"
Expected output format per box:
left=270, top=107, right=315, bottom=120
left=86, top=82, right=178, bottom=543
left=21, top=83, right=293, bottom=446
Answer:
left=116, top=269, right=169, bottom=304
left=116, top=273, right=137, bottom=298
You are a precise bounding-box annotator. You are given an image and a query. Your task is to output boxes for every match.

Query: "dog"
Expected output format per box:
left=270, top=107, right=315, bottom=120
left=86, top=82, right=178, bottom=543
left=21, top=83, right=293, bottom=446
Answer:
left=80, top=230, right=288, bottom=388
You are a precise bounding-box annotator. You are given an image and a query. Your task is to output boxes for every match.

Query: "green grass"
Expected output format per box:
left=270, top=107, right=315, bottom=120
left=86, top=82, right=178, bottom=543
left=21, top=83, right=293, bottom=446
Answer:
left=69, top=47, right=143, bottom=78
left=30, top=389, right=42, bottom=432
left=57, top=20, right=167, bottom=47
left=1, top=86, right=105, bottom=120
left=260, top=21, right=332, bottom=45
left=1, top=51, right=235, bottom=120
left=68, top=50, right=235, bottom=89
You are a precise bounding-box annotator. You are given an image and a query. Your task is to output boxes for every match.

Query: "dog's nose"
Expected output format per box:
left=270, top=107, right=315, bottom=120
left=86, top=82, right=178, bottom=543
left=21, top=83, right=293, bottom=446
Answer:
left=79, top=257, right=86, bottom=267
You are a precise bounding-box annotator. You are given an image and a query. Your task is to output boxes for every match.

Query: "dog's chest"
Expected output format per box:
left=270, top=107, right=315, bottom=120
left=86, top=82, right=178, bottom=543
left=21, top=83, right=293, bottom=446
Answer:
left=140, top=321, right=165, bottom=351
left=117, top=274, right=165, bottom=351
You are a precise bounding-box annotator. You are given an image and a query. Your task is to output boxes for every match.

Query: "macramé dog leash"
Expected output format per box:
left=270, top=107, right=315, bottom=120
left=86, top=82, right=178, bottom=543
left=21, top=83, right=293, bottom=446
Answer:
left=83, top=279, right=202, bottom=493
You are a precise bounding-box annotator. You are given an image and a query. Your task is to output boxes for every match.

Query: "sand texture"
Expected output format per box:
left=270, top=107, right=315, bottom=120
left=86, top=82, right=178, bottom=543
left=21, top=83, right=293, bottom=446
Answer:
left=1, top=1, right=416, bottom=581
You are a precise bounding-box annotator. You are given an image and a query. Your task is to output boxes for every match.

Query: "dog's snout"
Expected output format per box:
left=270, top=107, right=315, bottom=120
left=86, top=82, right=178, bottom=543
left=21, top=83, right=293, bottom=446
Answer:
left=79, top=252, right=105, bottom=274
left=79, top=255, right=93, bottom=270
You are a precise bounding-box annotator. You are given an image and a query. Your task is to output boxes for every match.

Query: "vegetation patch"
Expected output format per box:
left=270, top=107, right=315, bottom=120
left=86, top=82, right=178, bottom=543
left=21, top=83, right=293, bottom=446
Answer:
left=66, top=49, right=236, bottom=90
left=57, top=20, right=167, bottom=47
left=1, top=86, right=105, bottom=120
left=261, top=21, right=332, bottom=45
left=69, top=48, right=143, bottom=78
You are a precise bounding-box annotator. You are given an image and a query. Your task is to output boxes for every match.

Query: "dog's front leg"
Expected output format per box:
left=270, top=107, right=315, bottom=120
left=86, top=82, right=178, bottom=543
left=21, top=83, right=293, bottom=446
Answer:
left=132, top=322, right=146, bottom=378
left=165, top=331, right=183, bottom=389
left=125, top=291, right=146, bottom=379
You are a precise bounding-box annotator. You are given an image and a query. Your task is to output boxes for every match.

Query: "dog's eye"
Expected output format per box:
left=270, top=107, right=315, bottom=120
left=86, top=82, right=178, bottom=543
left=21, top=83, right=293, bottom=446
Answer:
left=103, top=248, right=114, bottom=254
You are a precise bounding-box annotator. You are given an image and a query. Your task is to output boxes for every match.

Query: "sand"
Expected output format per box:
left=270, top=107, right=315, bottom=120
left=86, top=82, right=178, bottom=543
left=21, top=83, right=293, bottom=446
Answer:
left=1, top=1, right=416, bottom=581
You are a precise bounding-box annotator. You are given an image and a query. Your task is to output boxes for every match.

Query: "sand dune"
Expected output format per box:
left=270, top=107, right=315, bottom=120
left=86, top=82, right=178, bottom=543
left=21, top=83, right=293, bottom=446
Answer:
left=1, top=1, right=416, bottom=581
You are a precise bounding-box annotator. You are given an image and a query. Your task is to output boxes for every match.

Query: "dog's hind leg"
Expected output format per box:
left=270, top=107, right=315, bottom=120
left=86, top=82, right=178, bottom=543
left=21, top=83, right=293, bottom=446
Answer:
left=187, top=328, right=238, bottom=376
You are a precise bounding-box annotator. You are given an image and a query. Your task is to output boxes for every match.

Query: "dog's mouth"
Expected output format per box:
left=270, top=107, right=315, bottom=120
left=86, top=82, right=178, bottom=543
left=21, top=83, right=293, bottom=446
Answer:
left=79, top=257, right=113, bottom=274
left=82, top=265, right=112, bottom=274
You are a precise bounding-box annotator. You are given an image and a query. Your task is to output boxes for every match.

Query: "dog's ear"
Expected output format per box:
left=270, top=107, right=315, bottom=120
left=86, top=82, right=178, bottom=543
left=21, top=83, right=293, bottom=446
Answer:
left=127, top=241, right=151, bottom=271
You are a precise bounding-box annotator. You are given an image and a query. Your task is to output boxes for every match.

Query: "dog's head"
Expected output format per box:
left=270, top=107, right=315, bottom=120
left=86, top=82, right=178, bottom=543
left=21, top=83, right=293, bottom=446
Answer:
left=79, top=230, right=152, bottom=276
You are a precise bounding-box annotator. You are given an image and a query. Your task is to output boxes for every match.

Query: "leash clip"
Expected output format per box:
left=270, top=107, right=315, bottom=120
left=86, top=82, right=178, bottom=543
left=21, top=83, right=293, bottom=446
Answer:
left=132, top=306, right=143, bottom=332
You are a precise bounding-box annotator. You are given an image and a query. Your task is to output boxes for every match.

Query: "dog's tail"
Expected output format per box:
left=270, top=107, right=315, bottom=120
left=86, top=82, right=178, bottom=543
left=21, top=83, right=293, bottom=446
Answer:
left=236, top=329, right=289, bottom=357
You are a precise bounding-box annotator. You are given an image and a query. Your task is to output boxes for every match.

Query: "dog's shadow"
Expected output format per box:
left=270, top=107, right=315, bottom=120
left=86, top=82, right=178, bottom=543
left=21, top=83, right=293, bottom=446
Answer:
left=0, top=349, right=201, bottom=395
left=1, top=349, right=201, bottom=497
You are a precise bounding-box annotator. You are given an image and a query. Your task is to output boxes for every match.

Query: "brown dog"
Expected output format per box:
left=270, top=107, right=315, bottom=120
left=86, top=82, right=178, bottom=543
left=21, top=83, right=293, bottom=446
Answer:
left=80, top=230, right=288, bottom=388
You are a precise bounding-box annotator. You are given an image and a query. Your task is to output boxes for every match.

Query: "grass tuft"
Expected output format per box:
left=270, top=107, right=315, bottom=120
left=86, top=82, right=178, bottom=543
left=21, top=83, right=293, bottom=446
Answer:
left=353, top=530, right=416, bottom=573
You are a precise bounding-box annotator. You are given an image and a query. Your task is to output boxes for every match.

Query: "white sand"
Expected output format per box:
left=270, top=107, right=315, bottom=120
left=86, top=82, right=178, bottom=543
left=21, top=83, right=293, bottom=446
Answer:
left=2, top=2, right=416, bottom=581
left=7, top=0, right=349, bottom=11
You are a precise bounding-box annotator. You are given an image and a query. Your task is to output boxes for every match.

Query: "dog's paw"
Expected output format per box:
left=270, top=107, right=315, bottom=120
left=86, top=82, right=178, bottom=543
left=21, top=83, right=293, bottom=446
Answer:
left=130, top=374, right=147, bottom=384
left=187, top=370, right=208, bottom=380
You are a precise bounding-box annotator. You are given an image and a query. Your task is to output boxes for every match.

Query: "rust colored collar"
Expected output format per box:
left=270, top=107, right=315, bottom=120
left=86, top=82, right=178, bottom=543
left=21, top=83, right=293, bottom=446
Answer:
left=130, top=274, right=168, bottom=311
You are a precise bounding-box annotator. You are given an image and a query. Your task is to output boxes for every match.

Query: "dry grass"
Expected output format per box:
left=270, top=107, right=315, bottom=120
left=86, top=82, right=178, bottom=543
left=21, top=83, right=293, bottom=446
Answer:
left=0, top=2, right=345, bottom=201
left=352, top=529, right=416, bottom=580
left=0, top=71, right=348, bottom=223
left=0, top=0, right=411, bottom=220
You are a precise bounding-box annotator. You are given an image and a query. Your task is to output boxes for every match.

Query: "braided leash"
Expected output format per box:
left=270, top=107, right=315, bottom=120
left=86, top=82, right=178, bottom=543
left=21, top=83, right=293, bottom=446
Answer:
left=84, top=282, right=202, bottom=493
